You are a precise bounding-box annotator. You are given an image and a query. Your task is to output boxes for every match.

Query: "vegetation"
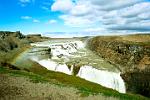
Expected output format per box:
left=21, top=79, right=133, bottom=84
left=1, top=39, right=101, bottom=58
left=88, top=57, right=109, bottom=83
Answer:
left=0, top=70, right=119, bottom=100
left=0, top=61, right=149, bottom=100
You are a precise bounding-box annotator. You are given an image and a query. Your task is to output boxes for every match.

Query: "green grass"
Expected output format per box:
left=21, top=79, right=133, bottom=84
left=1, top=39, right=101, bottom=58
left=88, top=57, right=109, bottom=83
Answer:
left=0, top=66, right=47, bottom=83
left=0, top=63, right=149, bottom=100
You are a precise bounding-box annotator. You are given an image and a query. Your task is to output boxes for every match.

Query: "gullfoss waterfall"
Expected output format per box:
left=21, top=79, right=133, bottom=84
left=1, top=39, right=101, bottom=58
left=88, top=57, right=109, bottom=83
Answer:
left=30, top=40, right=126, bottom=93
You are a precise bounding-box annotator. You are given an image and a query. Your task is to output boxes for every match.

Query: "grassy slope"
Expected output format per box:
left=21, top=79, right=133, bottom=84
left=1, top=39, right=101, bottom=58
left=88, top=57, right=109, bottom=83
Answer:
left=0, top=61, right=149, bottom=100
left=0, top=72, right=120, bottom=100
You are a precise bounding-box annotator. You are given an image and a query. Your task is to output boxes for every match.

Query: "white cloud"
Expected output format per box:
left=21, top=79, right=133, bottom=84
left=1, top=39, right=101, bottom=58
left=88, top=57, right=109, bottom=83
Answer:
left=41, top=6, right=49, bottom=11
left=41, top=2, right=51, bottom=11
left=60, top=15, right=94, bottom=27
left=19, top=0, right=30, bottom=3
left=70, top=3, right=92, bottom=16
left=21, top=16, right=40, bottom=23
left=21, top=16, right=32, bottom=19
left=43, top=32, right=97, bottom=38
left=51, top=0, right=150, bottom=33
left=120, top=2, right=150, bottom=18
left=33, top=19, right=40, bottom=23
left=51, top=0, right=74, bottom=12
left=90, top=0, right=142, bottom=11
left=138, top=12, right=150, bottom=20
left=19, top=0, right=35, bottom=7
left=48, top=20, right=57, bottom=24
left=84, top=27, right=106, bottom=32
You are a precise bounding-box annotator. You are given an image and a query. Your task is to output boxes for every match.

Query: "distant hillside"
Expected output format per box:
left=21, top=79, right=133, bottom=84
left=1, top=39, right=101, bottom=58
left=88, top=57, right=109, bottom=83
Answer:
left=0, top=31, right=49, bottom=65
left=0, top=31, right=25, bottom=52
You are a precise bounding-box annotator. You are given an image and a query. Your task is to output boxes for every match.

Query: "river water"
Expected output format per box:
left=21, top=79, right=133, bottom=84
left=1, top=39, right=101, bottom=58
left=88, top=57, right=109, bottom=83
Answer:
left=29, top=39, right=126, bottom=93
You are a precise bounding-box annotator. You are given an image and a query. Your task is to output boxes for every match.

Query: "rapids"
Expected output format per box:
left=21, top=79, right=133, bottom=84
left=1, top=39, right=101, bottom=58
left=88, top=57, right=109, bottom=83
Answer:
left=30, top=40, right=126, bottom=93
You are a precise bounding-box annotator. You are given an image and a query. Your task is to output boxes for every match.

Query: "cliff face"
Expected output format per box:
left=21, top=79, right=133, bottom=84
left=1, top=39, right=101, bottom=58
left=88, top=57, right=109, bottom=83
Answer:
left=88, top=35, right=150, bottom=97
left=121, top=71, right=150, bottom=97
left=88, top=36, right=150, bottom=72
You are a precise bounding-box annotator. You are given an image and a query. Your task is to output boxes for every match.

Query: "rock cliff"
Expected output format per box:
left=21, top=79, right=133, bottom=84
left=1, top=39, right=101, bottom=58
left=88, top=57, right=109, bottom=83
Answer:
left=88, top=34, right=150, bottom=97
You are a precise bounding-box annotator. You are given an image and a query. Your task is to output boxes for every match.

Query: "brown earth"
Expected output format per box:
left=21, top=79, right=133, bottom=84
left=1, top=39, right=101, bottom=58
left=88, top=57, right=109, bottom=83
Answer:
left=0, top=74, right=118, bottom=100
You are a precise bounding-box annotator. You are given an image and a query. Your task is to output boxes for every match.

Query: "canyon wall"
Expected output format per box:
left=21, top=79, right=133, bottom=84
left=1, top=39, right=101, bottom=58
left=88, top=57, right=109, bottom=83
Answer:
left=88, top=35, right=150, bottom=97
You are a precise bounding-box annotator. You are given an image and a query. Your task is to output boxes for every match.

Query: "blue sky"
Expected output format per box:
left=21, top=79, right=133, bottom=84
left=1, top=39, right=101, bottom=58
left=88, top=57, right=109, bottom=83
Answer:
left=0, top=0, right=77, bottom=34
left=0, top=0, right=150, bottom=36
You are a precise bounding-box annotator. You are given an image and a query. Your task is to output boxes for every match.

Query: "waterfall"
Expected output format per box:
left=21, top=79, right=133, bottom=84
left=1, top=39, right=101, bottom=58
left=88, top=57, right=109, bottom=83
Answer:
left=32, top=58, right=126, bottom=93
left=31, top=41, right=85, bottom=59
left=77, top=66, right=126, bottom=93
left=37, top=59, right=73, bottom=75
left=30, top=40, right=126, bottom=93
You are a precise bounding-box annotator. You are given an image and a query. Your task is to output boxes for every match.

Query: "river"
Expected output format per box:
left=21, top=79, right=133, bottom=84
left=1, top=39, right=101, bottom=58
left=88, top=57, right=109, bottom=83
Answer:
left=13, top=39, right=126, bottom=93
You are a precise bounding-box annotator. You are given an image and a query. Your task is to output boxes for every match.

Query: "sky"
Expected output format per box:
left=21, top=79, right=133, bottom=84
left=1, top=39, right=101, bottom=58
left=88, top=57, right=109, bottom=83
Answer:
left=0, top=0, right=150, bottom=36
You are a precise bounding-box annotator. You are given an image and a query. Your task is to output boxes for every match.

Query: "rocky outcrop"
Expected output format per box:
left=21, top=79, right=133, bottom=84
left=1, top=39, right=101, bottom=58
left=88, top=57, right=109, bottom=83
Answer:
left=88, top=36, right=150, bottom=72
left=121, top=70, right=150, bottom=97
left=88, top=35, right=150, bottom=97
left=66, top=61, right=83, bottom=75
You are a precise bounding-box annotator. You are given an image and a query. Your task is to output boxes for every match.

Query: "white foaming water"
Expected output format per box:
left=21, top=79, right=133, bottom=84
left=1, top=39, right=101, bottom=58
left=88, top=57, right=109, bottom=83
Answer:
left=32, top=58, right=126, bottom=93
left=32, top=58, right=73, bottom=75
left=77, top=66, right=126, bottom=93
left=30, top=40, right=126, bottom=93
left=31, top=41, right=84, bottom=58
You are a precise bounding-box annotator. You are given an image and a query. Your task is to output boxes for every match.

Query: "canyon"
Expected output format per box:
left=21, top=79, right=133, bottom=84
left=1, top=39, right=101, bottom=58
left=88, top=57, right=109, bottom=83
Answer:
left=0, top=31, right=149, bottom=99
left=30, top=40, right=126, bottom=93
left=88, top=35, right=150, bottom=97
